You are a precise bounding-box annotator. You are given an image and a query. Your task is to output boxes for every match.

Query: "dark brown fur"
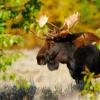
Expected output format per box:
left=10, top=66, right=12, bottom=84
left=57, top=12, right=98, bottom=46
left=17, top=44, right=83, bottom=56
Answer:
left=36, top=32, right=100, bottom=84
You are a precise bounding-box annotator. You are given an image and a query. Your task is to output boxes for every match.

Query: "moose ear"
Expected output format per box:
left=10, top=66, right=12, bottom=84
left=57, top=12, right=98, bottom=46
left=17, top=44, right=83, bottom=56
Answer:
left=73, top=32, right=100, bottom=48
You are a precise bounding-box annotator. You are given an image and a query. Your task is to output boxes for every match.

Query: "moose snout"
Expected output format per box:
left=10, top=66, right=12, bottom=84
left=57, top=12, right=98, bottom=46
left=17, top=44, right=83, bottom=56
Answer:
left=36, top=54, right=47, bottom=65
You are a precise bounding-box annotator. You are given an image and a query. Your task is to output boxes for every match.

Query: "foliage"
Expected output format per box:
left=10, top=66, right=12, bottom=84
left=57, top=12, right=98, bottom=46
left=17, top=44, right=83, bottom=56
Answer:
left=40, top=0, right=100, bottom=32
left=0, top=0, right=41, bottom=33
left=0, top=51, right=23, bottom=84
left=81, top=66, right=100, bottom=100
left=15, top=78, right=31, bottom=90
left=0, top=0, right=42, bottom=86
left=0, top=0, right=42, bottom=61
left=1, top=72, right=16, bottom=81
left=0, top=34, right=23, bottom=49
left=0, top=52, right=23, bottom=72
left=0, top=0, right=43, bottom=48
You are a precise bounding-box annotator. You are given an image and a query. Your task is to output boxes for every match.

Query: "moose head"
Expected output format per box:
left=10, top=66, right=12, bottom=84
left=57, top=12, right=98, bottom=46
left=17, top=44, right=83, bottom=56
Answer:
left=36, top=12, right=99, bottom=71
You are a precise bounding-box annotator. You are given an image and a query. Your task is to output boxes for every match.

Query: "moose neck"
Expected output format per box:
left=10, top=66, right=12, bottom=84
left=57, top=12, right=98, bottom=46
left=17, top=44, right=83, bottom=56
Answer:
left=55, top=41, right=76, bottom=65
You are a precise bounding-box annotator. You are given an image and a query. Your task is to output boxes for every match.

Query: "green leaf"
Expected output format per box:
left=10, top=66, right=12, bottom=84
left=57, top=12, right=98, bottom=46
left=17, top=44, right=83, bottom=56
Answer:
left=2, top=74, right=7, bottom=80
left=9, top=73, right=16, bottom=80
left=83, top=75, right=88, bottom=82
left=96, top=43, right=100, bottom=50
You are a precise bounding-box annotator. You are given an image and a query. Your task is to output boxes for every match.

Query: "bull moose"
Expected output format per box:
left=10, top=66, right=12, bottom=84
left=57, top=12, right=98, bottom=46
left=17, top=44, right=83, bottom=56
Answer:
left=36, top=12, right=100, bottom=85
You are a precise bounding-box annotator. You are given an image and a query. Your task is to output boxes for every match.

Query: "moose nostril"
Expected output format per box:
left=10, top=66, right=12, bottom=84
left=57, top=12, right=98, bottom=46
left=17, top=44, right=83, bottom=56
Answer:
left=39, top=59, right=45, bottom=65
left=37, top=55, right=46, bottom=65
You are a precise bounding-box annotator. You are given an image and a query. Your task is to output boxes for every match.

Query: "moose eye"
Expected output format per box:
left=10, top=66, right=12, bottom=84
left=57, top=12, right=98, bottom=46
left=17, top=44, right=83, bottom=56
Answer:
left=50, top=41, right=55, bottom=47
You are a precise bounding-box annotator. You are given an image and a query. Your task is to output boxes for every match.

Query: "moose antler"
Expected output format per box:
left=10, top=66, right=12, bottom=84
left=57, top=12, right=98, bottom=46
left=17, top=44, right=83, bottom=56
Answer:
left=46, top=12, right=80, bottom=40
left=29, top=12, right=80, bottom=40
left=60, top=12, right=80, bottom=34
left=47, top=12, right=80, bottom=39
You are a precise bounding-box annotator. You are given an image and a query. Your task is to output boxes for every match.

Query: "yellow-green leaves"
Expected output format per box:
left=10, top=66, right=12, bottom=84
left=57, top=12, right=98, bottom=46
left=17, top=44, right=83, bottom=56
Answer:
left=0, top=34, right=24, bottom=49
left=81, top=66, right=100, bottom=100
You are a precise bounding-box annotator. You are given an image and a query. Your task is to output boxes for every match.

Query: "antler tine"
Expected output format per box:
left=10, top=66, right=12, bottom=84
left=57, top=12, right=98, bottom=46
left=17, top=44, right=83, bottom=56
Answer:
left=60, top=12, right=80, bottom=34
left=65, top=12, right=80, bottom=28
left=29, top=29, right=59, bottom=40
left=44, top=32, right=58, bottom=40
left=29, top=30, right=46, bottom=40
left=47, top=22, right=59, bottom=29
left=43, top=24, right=60, bottom=40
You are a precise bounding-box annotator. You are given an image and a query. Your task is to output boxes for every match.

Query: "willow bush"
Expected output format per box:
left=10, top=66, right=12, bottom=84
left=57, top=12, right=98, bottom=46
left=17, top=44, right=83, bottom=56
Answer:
left=0, top=0, right=43, bottom=48
left=81, top=66, right=100, bottom=100
left=0, top=0, right=42, bottom=83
